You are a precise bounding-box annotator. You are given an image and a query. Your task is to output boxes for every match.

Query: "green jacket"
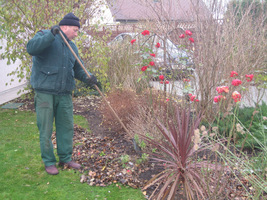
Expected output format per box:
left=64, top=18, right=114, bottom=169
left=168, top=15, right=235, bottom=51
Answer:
left=27, top=29, right=91, bottom=95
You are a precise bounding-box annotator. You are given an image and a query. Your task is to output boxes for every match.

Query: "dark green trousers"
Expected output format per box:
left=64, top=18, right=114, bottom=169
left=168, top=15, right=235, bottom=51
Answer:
left=34, top=92, right=74, bottom=166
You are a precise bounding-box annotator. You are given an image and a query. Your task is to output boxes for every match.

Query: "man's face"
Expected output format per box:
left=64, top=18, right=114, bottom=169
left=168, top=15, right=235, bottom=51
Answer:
left=61, top=26, right=79, bottom=40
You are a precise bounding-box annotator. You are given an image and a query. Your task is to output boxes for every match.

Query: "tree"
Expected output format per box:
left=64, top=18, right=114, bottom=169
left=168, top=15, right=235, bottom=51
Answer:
left=227, top=0, right=266, bottom=26
left=0, top=0, right=111, bottom=90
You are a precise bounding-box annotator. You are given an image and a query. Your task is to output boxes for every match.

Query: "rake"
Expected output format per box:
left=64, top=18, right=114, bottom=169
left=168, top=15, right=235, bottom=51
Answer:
left=59, top=31, right=131, bottom=138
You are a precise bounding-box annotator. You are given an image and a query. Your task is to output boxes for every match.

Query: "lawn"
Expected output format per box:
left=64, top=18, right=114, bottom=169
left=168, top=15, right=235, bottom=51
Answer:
left=0, top=109, right=145, bottom=200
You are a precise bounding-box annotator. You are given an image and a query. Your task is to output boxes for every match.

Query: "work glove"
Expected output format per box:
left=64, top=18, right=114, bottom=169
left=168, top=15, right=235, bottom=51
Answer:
left=85, top=75, right=103, bottom=96
left=89, top=81, right=102, bottom=96
left=85, top=75, right=98, bottom=87
left=51, top=25, right=60, bottom=36
left=95, top=81, right=102, bottom=91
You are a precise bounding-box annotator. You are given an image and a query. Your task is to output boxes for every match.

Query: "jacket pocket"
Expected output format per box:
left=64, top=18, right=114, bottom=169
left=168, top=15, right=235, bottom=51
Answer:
left=36, top=68, right=59, bottom=91
left=65, top=69, right=75, bottom=91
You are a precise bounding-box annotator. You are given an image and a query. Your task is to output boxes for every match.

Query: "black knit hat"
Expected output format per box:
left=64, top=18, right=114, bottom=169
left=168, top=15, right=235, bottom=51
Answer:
left=59, top=13, right=80, bottom=28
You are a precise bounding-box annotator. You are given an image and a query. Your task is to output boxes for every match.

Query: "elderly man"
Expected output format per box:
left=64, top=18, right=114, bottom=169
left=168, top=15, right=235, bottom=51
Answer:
left=27, top=13, right=98, bottom=175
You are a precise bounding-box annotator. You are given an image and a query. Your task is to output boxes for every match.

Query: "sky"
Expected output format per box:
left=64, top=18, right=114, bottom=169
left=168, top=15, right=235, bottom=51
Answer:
left=203, top=0, right=230, bottom=6
left=203, top=0, right=231, bottom=18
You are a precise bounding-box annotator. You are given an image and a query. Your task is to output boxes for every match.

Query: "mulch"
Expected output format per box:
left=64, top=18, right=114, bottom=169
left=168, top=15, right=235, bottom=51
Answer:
left=70, top=96, right=162, bottom=189
left=9, top=94, right=160, bottom=195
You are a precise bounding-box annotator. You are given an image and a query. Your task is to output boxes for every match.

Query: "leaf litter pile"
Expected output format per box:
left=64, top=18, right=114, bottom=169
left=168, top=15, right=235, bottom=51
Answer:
left=69, top=96, right=162, bottom=190
left=12, top=94, right=160, bottom=190
left=12, top=94, right=266, bottom=199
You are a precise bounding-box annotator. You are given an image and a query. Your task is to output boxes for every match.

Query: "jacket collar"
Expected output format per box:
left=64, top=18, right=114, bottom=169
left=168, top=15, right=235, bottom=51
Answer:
left=58, top=30, right=70, bottom=43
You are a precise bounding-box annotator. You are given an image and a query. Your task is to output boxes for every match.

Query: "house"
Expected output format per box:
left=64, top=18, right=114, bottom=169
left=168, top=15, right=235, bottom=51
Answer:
left=96, top=0, right=211, bottom=42
left=108, top=0, right=210, bottom=24
left=0, top=39, right=28, bottom=105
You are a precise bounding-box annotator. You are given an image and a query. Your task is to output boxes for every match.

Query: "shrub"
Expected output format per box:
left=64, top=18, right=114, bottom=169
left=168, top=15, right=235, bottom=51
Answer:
left=100, top=87, right=177, bottom=135
left=189, top=0, right=266, bottom=119
left=107, top=40, right=147, bottom=92
left=99, top=88, right=144, bottom=133
left=235, top=102, right=267, bottom=150
left=140, top=106, right=225, bottom=199
left=206, top=102, right=267, bottom=150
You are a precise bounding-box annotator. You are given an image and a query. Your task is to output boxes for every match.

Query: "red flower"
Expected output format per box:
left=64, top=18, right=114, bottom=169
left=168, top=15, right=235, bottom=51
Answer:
left=160, top=81, right=164, bottom=84
left=230, top=71, right=238, bottom=77
left=159, top=75, right=164, bottom=80
left=214, top=96, right=221, bottom=103
left=155, top=42, right=160, bottom=48
left=149, top=61, right=155, bottom=66
left=166, top=98, right=169, bottom=102
left=216, top=86, right=229, bottom=94
left=179, top=34, right=185, bottom=38
left=185, top=30, right=192, bottom=36
left=245, top=74, right=254, bottom=82
left=183, top=78, right=190, bottom=82
left=141, top=66, right=148, bottom=71
left=214, top=95, right=225, bottom=103
left=141, top=30, right=150, bottom=36
left=189, top=38, right=194, bottom=43
left=165, top=80, right=169, bottom=84
left=130, top=39, right=136, bottom=45
left=232, top=91, right=241, bottom=102
left=214, top=96, right=219, bottom=103
left=188, top=93, right=199, bottom=102
left=232, top=79, right=242, bottom=86
left=190, top=95, right=196, bottom=101
left=150, top=53, right=156, bottom=57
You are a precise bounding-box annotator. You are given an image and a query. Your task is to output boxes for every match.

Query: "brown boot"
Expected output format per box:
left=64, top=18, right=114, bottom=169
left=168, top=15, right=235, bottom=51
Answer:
left=59, top=161, right=81, bottom=169
left=45, top=165, right=59, bottom=175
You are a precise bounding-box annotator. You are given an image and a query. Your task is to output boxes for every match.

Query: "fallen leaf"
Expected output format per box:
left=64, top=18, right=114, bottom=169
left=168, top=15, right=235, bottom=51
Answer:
left=80, top=175, right=86, bottom=183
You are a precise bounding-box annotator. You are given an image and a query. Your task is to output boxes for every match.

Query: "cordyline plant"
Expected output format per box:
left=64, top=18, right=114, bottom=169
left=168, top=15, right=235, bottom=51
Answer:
left=140, top=106, right=223, bottom=200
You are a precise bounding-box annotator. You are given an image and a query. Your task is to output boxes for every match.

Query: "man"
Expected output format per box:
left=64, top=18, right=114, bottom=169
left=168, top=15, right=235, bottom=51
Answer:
left=27, top=13, right=98, bottom=175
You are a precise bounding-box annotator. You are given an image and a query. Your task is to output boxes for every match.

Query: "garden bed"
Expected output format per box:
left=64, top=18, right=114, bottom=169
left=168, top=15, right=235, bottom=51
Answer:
left=11, top=94, right=266, bottom=199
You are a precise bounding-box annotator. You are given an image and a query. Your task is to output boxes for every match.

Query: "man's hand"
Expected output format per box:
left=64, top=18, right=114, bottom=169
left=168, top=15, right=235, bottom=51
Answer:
left=85, top=75, right=102, bottom=95
left=51, top=25, right=60, bottom=36
left=85, top=75, right=98, bottom=86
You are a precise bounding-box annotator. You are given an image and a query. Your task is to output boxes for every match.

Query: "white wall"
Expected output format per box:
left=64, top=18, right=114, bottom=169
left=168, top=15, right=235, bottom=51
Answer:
left=86, top=0, right=115, bottom=26
left=0, top=39, right=27, bottom=90
left=0, top=39, right=27, bottom=105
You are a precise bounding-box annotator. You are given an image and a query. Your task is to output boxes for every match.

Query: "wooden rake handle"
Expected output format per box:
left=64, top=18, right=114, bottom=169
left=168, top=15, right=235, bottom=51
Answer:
left=59, top=31, right=131, bottom=137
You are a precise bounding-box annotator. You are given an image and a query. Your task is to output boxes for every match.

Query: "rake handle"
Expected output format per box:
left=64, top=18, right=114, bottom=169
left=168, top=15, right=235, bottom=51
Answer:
left=59, top=31, right=131, bottom=137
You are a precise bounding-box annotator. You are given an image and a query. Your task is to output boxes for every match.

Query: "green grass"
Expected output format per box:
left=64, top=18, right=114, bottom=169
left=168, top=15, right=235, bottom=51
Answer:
left=0, top=109, right=145, bottom=200
left=73, top=115, right=91, bottom=131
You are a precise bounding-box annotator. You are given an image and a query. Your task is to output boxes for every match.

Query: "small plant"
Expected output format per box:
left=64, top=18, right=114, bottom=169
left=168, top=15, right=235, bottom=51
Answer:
left=120, top=154, right=130, bottom=164
left=134, top=134, right=147, bottom=150
left=140, top=106, right=222, bottom=199
left=136, top=153, right=149, bottom=165
left=99, top=151, right=106, bottom=156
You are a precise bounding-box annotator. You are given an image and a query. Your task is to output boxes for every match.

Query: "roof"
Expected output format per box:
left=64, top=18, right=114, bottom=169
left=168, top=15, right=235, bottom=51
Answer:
left=108, top=0, right=210, bottom=22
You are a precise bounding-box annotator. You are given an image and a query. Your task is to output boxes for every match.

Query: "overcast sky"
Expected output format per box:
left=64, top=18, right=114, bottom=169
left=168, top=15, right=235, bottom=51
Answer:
left=203, top=0, right=230, bottom=6
left=203, top=0, right=231, bottom=18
